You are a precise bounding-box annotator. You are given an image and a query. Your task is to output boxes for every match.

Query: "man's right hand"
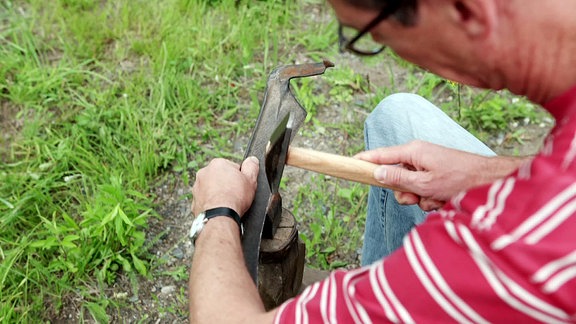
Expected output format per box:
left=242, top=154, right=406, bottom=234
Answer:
left=355, top=140, right=528, bottom=211
left=192, top=157, right=259, bottom=218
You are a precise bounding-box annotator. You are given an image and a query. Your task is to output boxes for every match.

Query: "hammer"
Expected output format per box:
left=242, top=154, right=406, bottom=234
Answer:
left=266, top=114, right=399, bottom=189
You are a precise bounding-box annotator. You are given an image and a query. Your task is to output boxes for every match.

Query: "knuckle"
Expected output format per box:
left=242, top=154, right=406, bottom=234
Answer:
left=417, top=173, right=435, bottom=195
left=410, top=140, right=424, bottom=149
left=195, top=167, right=207, bottom=179
left=388, top=170, right=403, bottom=186
left=210, top=158, right=227, bottom=166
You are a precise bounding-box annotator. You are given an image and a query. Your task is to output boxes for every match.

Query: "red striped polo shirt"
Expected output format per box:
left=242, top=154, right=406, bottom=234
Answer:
left=274, top=85, right=576, bottom=323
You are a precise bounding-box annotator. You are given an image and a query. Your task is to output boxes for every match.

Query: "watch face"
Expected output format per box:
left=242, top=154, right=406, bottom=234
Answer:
left=189, top=213, right=206, bottom=240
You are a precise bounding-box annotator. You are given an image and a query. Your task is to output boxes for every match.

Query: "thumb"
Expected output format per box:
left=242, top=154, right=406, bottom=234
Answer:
left=241, top=156, right=260, bottom=182
left=373, top=165, right=418, bottom=192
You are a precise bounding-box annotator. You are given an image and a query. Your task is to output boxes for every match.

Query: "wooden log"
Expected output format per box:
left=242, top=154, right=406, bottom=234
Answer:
left=258, top=208, right=305, bottom=310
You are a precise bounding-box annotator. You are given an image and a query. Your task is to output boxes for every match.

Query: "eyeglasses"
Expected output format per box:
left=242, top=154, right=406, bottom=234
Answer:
left=338, top=1, right=403, bottom=56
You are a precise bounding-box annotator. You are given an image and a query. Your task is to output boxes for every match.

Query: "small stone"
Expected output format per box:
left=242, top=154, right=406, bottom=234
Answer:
left=172, top=247, right=185, bottom=259
left=161, top=285, right=176, bottom=295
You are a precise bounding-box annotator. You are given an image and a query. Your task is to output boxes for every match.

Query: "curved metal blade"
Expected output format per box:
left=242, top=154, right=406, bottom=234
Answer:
left=241, top=61, right=334, bottom=283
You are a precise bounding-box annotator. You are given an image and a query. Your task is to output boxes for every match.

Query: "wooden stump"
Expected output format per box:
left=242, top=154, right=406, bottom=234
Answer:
left=258, top=208, right=305, bottom=310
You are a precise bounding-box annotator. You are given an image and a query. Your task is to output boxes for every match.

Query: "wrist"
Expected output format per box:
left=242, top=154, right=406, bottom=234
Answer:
left=189, top=207, right=243, bottom=245
left=490, top=155, right=529, bottom=174
left=195, top=217, right=241, bottom=246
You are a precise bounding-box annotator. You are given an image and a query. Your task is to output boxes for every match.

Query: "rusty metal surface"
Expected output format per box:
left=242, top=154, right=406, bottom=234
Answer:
left=242, top=60, right=334, bottom=283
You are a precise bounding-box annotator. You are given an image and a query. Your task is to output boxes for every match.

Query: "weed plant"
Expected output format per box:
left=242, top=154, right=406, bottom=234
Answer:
left=0, top=0, right=549, bottom=320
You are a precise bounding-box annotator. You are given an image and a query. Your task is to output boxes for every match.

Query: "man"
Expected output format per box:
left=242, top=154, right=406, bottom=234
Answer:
left=189, top=0, right=576, bottom=322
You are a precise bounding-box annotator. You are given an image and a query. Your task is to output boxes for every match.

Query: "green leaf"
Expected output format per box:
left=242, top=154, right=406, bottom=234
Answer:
left=330, top=260, right=348, bottom=269
left=61, top=235, right=80, bottom=249
left=130, top=231, right=146, bottom=250
left=337, top=188, right=352, bottom=200
left=116, top=254, right=132, bottom=272
left=117, top=207, right=134, bottom=227
left=0, top=197, right=14, bottom=209
left=321, top=246, right=336, bottom=254
left=29, top=237, right=58, bottom=249
left=114, top=216, right=126, bottom=246
left=100, top=204, right=119, bottom=226
left=131, top=253, right=147, bottom=276
left=62, top=212, right=80, bottom=229
left=84, top=301, right=109, bottom=323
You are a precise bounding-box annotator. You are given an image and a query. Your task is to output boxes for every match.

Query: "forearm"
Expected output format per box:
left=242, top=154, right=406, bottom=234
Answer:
left=476, top=155, right=531, bottom=184
left=189, top=217, right=275, bottom=324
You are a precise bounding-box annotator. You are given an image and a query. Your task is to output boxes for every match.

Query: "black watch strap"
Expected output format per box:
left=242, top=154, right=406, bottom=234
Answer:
left=204, top=207, right=242, bottom=229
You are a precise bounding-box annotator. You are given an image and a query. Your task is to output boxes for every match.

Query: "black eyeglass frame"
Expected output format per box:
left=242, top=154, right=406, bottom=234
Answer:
left=338, top=1, right=403, bottom=56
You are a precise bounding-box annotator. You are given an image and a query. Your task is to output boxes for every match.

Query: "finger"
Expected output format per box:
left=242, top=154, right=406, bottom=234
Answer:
left=355, top=144, right=414, bottom=165
left=419, top=198, right=445, bottom=212
left=210, top=158, right=240, bottom=170
left=374, top=165, right=421, bottom=193
left=240, top=156, right=259, bottom=183
left=394, top=191, right=420, bottom=205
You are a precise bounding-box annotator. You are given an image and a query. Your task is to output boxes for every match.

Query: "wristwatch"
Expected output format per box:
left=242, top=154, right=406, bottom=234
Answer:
left=189, top=207, right=243, bottom=244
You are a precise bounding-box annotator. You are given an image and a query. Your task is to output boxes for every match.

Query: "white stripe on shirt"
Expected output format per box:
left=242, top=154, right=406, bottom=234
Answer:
left=329, top=271, right=338, bottom=324
left=411, top=230, right=490, bottom=323
left=533, top=250, right=576, bottom=294
left=404, top=234, right=475, bottom=323
left=376, top=263, right=415, bottom=323
left=320, top=273, right=331, bottom=323
left=479, top=178, right=516, bottom=230
left=444, top=220, right=462, bottom=244
left=518, top=159, right=532, bottom=180
left=342, top=268, right=370, bottom=324
left=492, top=182, right=576, bottom=250
left=525, top=197, right=576, bottom=244
left=471, top=179, right=504, bottom=227
left=369, top=264, right=399, bottom=322
left=533, top=250, right=576, bottom=283
left=347, top=270, right=373, bottom=324
left=295, top=281, right=318, bottom=324
left=561, top=131, right=576, bottom=169
left=458, top=224, right=570, bottom=323
left=542, top=266, right=576, bottom=293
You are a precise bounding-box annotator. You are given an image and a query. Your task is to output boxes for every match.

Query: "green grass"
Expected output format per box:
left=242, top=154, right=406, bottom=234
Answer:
left=0, top=0, right=550, bottom=321
left=291, top=176, right=368, bottom=269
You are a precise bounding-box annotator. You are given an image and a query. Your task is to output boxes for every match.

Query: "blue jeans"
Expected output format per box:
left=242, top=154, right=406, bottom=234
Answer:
left=361, top=93, right=496, bottom=266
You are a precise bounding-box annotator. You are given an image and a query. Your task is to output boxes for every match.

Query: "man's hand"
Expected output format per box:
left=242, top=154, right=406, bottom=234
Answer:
left=192, top=157, right=259, bottom=217
left=355, top=141, right=527, bottom=211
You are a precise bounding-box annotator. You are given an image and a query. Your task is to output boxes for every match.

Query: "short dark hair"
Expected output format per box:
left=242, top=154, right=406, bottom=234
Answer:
left=341, top=0, right=418, bottom=26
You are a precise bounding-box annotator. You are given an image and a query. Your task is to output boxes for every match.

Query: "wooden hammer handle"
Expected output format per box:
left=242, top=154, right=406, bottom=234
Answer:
left=286, top=147, right=389, bottom=188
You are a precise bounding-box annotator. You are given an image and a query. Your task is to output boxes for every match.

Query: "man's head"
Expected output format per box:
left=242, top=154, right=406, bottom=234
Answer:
left=329, top=0, right=576, bottom=104
left=331, top=0, right=506, bottom=89
left=340, top=0, right=418, bottom=26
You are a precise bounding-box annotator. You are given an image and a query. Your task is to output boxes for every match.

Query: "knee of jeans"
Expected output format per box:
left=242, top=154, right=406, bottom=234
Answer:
left=365, top=93, right=426, bottom=132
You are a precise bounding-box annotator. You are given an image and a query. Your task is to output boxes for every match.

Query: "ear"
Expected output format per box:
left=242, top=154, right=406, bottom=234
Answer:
left=448, top=0, right=497, bottom=38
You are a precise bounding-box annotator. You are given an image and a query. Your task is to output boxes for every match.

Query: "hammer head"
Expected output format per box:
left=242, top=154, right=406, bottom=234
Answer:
left=241, top=61, right=334, bottom=283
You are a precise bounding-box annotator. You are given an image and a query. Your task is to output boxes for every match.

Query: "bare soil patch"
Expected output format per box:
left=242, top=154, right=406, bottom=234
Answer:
left=0, top=101, right=24, bottom=161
